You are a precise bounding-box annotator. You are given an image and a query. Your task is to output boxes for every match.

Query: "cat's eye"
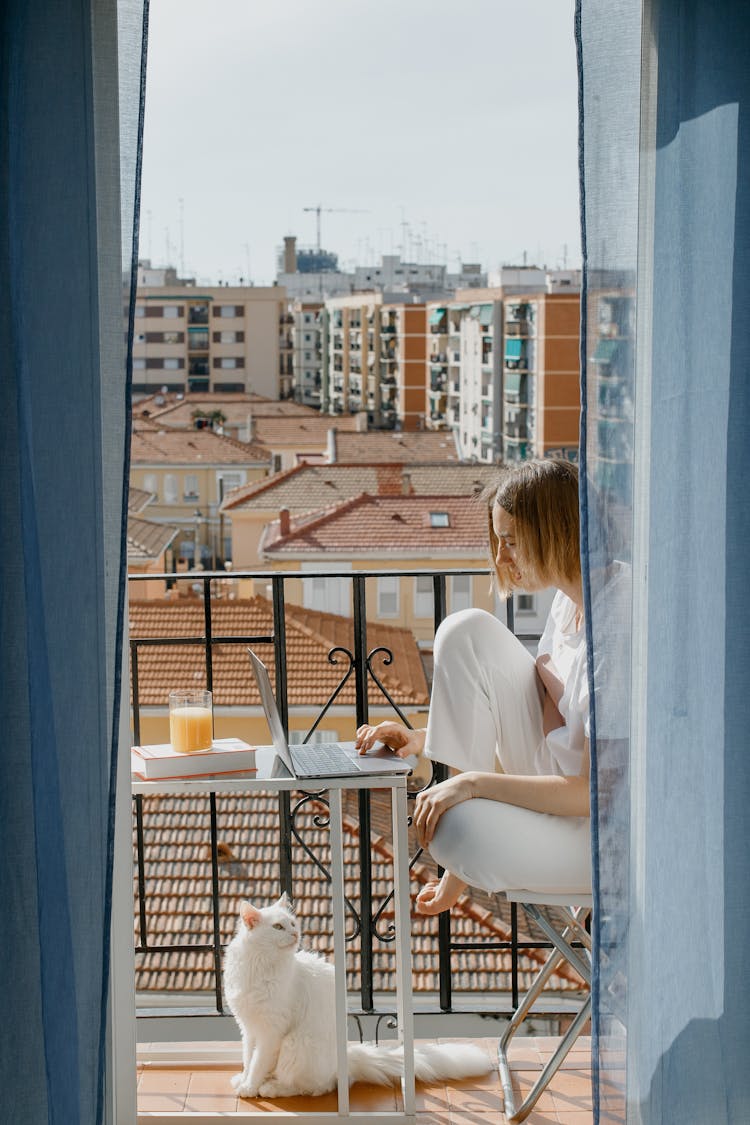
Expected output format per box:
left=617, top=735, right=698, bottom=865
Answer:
left=272, top=923, right=284, bottom=930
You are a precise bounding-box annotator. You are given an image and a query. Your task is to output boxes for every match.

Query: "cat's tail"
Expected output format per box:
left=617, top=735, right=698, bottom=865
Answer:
left=347, top=1041, right=494, bottom=1087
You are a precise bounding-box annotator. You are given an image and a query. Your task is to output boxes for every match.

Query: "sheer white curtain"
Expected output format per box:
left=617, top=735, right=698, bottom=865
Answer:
left=578, top=0, right=750, bottom=1120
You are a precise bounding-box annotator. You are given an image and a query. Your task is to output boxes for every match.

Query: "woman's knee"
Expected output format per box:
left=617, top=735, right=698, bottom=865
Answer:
left=433, top=608, right=509, bottom=663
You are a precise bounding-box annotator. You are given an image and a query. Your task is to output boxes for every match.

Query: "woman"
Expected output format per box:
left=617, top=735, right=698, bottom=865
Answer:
left=355, top=459, right=592, bottom=915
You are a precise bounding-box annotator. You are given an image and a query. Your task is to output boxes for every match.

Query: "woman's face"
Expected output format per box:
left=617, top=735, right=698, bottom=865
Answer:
left=492, top=503, right=540, bottom=591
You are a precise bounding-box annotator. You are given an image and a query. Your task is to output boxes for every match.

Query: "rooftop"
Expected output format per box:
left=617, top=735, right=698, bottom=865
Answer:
left=220, top=461, right=497, bottom=513
left=260, top=494, right=489, bottom=556
left=134, top=792, right=584, bottom=997
left=127, top=516, right=179, bottom=562
left=130, top=427, right=271, bottom=466
left=330, top=430, right=461, bottom=463
left=128, top=595, right=430, bottom=707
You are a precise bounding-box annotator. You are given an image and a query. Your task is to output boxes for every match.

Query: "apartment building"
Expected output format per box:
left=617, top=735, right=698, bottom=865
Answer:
left=435, top=271, right=581, bottom=463
left=129, top=424, right=271, bottom=567
left=325, top=293, right=428, bottom=430
left=291, top=301, right=324, bottom=406
left=587, top=285, right=635, bottom=500
left=132, top=271, right=288, bottom=399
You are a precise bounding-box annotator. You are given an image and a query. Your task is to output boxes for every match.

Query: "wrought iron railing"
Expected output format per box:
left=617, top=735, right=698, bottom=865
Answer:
left=129, top=568, right=573, bottom=1024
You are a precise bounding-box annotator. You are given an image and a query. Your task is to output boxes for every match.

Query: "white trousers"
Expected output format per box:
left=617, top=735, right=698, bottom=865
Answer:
left=423, top=609, right=591, bottom=896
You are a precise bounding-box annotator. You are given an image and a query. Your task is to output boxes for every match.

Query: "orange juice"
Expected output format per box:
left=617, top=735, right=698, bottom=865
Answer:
left=169, top=705, right=213, bottom=753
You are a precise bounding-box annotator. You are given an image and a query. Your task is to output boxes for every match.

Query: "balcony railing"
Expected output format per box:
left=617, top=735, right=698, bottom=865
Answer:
left=128, top=568, right=580, bottom=1037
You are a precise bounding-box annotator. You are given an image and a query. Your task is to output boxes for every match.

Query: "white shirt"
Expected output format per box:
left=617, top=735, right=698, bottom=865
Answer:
left=535, top=590, right=589, bottom=777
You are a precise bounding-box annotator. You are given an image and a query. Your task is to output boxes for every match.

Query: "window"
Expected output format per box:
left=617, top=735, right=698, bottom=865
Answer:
left=132, top=357, right=145, bottom=369
left=143, top=473, right=158, bottom=499
left=301, top=562, right=351, bottom=616
left=163, top=474, right=178, bottom=503
left=217, top=471, right=244, bottom=497
left=135, top=305, right=145, bottom=318
left=219, top=305, right=241, bottom=318
left=450, top=574, right=472, bottom=613
left=163, top=331, right=180, bottom=344
left=429, top=511, right=450, bottom=528
left=377, top=576, right=399, bottom=618
left=221, top=357, right=237, bottom=369
left=414, top=575, right=433, bottom=618
left=184, top=473, right=199, bottom=499
left=163, top=305, right=180, bottom=319
left=516, top=594, right=535, bottom=614
left=220, top=330, right=237, bottom=343
left=163, top=357, right=180, bottom=369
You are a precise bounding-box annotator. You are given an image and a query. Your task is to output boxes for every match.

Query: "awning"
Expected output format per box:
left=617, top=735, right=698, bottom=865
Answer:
left=469, top=305, right=481, bottom=318
left=504, top=372, right=523, bottom=395
left=505, top=338, right=524, bottom=361
left=592, top=338, right=619, bottom=363
left=428, top=307, right=446, bottom=325
left=479, top=305, right=494, bottom=326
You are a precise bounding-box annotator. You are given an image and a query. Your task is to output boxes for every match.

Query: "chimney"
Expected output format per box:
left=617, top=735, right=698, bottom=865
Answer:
left=245, top=411, right=254, bottom=442
left=327, top=427, right=337, bottom=463
left=279, top=508, right=291, bottom=536
left=402, top=470, right=412, bottom=496
left=283, top=236, right=297, bottom=274
left=355, top=410, right=368, bottom=433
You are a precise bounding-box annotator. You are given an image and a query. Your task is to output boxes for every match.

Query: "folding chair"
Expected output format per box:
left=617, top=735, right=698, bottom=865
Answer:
left=497, top=889, right=593, bottom=1123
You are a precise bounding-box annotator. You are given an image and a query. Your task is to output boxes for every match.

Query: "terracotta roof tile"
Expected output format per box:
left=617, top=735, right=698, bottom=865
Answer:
left=261, top=494, right=488, bottom=556
left=134, top=792, right=584, bottom=996
left=128, top=595, right=429, bottom=707
left=130, top=427, right=271, bottom=466
left=333, top=431, right=460, bottom=463
left=128, top=486, right=155, bottom=514
left=139, top=392, right=326, bottom=425
left=127, top=516, right=179, bottom=561
left=221, top=462, right=496, bottom=513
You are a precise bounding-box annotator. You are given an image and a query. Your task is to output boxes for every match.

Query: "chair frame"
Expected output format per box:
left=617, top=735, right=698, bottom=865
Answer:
left=497, top=891, right=593, bottom=1123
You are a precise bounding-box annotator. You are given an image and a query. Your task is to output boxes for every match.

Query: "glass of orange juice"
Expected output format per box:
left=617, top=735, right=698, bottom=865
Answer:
left=169, top=689, right=213, bottom=753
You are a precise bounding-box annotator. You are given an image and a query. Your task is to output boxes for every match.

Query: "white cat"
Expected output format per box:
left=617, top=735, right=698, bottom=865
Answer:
left=223, top=894, right=494, bottom=1099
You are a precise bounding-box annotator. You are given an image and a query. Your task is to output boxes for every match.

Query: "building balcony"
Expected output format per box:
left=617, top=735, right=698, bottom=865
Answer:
left=127, top=568, right=597, bottom=1119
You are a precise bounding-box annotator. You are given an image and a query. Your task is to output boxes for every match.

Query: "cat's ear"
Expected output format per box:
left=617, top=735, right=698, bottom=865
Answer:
left=276, top=891, right=294, bottom=913
left=240, top=901, right=262, bottom=930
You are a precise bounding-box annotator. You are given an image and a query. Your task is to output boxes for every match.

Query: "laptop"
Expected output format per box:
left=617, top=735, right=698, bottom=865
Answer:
left=248, top=648, right=416, bottom=780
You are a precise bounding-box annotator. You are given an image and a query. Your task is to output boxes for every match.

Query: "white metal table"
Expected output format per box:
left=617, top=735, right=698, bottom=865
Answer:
left=132, top=747, right=416, bottom=1123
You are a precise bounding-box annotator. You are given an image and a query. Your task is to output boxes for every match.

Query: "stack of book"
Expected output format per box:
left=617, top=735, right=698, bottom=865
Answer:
left=131, top=737, right=257, bottom=780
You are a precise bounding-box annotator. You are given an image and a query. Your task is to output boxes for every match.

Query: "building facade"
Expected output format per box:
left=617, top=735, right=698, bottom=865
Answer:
left=325, top=293, right=429, bottom=430
left=434, top=271, right=582, bottom=464
left=132, top=273, right=288, bottom=399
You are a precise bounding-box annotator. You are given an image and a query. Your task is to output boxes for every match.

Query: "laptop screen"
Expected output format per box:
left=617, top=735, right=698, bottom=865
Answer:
left=247, top=649, right=297, bottom=775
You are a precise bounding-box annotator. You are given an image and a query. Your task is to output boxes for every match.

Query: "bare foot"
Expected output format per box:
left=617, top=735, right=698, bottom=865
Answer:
left=415, top=871, right=467, bottom=915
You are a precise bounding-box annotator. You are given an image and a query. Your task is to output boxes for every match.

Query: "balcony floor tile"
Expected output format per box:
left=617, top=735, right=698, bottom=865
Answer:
left=136, top=1036, right=609, bottom=1123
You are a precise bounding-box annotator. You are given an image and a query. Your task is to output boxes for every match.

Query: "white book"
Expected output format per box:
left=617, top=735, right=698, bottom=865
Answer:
left=131, top=737, right=256, bottom=780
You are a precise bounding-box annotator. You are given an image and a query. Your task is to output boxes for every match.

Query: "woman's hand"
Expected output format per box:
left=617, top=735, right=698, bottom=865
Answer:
left=355, top=722, right=425, bottom=758
left=412, top=773, right=475, bottom=848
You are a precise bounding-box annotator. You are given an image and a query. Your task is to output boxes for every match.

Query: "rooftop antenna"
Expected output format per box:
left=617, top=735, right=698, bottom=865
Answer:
left=562, top=243, right=568, bottom=269
left=179, top=197, right=185, bottom=275
left=302, top=204, right=368, bottom=252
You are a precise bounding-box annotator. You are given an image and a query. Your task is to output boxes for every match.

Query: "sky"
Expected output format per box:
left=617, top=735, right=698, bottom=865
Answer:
left=140, top=0, right=580, bottom=286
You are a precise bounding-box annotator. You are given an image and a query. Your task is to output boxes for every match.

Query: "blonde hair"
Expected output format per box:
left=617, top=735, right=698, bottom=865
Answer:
left=479, top=460, right=581, bottom=597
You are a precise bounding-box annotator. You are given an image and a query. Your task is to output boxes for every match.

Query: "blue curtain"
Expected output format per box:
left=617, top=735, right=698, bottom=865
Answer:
left=579, top=0, right=750, bottom=1121
left=0, top=1, right=146, bottom=1121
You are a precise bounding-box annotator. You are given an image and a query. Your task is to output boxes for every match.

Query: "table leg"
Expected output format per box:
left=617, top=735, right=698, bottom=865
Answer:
left=392, top=782, right=415, bottom=1118
left=329, top=788, right=349, bottom=1116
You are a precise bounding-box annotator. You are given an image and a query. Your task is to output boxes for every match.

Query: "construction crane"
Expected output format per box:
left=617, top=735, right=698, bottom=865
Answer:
left=303, top=204, right=368, bottom=252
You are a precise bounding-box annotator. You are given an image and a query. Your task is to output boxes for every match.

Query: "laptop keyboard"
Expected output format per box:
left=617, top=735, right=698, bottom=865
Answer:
left=290, top=742, right=362, bottom=778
